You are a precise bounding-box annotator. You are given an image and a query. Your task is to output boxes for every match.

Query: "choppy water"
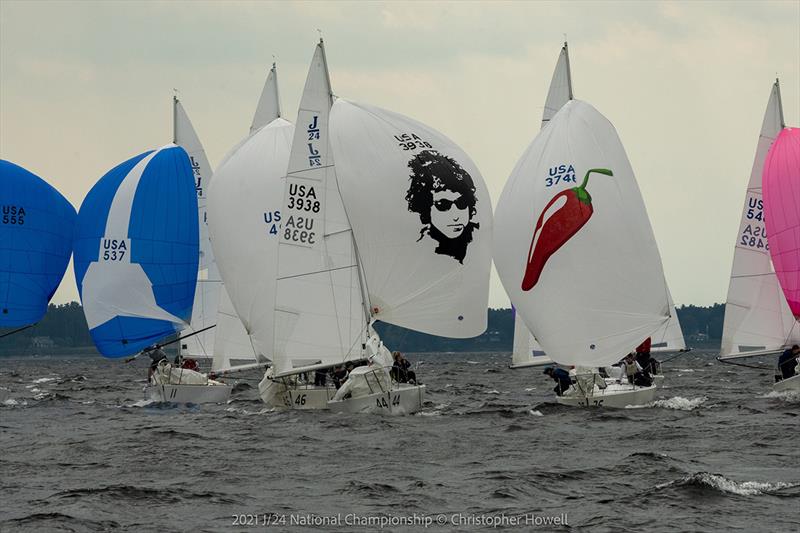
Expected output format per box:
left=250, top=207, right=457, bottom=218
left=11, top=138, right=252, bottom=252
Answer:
left=1, top=351, right=798, bottom=532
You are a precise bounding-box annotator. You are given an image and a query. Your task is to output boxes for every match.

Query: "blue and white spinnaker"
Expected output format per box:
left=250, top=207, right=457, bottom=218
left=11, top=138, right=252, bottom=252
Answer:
left=0, top=160, right=76, bottom=327
left=73, top=145, right=199, bottom=357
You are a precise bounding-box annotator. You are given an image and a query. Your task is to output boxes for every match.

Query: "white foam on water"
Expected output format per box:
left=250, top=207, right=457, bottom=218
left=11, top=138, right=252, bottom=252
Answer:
left=760, top=389, right=800, bottom=401
left=466, top=361, right=480, bottom=365
left=652, top=396, right=707, bottom=411
left=524, top=387, right=536, bottom=392
left=529, top=409, right=543, bottom=417
left=32, top=377, right=57, bottom=384
left=486, top=389, right=501, bottom=395
left=3, top=398, right=27, bottom=406
left=416, top=410, right=441, bottom=417
left=659, top=473, right=797, bottom=496
left=677, top=369, right=695, bottom=373
left=122, top=399, right=158, bottom=408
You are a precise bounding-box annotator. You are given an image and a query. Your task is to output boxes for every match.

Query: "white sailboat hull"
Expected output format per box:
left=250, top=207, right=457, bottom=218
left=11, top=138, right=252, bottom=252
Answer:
left=258, top=376, right=335, bottom=410
left=556, top=383, right=657, bottom=408
left=328, top=384, right=426, bottom=415
left=773, top=374, right=800, bottom=392
left=145, top=382, right=231, bottom=404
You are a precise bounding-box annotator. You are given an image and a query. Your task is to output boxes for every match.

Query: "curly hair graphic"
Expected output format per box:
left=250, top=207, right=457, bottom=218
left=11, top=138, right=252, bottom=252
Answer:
left=405, top=150, right=479, bottom=263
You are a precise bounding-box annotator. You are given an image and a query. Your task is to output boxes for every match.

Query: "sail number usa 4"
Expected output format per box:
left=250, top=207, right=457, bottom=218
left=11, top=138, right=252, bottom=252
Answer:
left=281, top=179, right=324, bottom=248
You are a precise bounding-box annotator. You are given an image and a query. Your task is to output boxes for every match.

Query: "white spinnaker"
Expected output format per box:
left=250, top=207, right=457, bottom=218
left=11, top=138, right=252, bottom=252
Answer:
left=250, top=63, right=281, bottom=134
left=273, top=41, right=367, bottom=377
left=208, top=118, right=294, bottom=362
left=330, top=100, right=492, bottom=338
left=174, top=99, right=220, bottom=358
left=720, top=80, right=800, bottom=359
left=541, top=41, right=573, bottom=128
left=494, top=100, right=670, bottom=367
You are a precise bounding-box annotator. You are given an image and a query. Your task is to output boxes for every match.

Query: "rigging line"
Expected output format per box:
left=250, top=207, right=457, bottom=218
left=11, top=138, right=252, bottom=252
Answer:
left=276, top=263, right=357, bottom=281
left=126, top=324, right=218, bottom=362
left=0, top=323, right=35, bottom=339
left=716, top=357, right=773, bottom=371
left=659, top=349, right=693, bottom=364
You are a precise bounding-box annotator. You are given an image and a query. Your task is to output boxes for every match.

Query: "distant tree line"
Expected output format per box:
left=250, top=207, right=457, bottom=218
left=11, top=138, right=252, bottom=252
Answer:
left=0, top=301, right=725, bottom=354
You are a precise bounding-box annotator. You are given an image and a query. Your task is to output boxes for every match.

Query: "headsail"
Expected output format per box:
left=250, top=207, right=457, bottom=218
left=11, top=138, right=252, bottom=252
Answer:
left=511, top=306, right=551, bottom=368
left=272, top=41, right=367, bottom=377
left=494, top=100, right=670, bottom=367
left=329, top=100, right=493, bottom=338
left=0, top=161, right=76, bottom=327
left=250, top=63, right=282, bottom=134
left=649, top=291, right=687, bottom=353
left=74, top=146, right=199, bottom=357
left=763, top=127, right=800, bottom=319
left=720, top=80, right=799, bottom=359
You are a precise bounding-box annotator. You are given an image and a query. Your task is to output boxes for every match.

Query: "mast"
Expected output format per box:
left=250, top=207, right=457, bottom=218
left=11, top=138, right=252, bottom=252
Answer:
left=273, top=62, right=282, bottom=118
left=172, top=93, right=178, bottom=144
left=564, top=41, right=574, bottom=100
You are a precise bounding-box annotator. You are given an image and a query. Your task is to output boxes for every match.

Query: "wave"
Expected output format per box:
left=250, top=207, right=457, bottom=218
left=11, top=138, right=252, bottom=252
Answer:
left=4, top=512, right=120, bottom=530
left=626, top=396, right=708, bottom=411
left=2, top=398, right=27, bottom=406
left=654, top=472, right=799, bottom=497
left=529, top=409, right=543, bottom=416
left=760, top=389, right=800, bottom=402
left=32, top=377, right=57, bottom=384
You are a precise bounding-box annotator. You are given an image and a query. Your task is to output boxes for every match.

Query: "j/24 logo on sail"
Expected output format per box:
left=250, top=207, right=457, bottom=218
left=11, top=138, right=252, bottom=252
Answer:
left=546, top=164, right=577, bottom=187
left=264, top=211, right=281, bottom=236
left=101, top=239, right=128, bottom=261
left=1, top=205, right=25, bottom=225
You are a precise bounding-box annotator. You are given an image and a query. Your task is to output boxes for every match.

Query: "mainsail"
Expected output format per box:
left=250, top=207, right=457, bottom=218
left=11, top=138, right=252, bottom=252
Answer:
left=272, top=41, right=367, bottom=377
left=494, top=100, right=671, bottom=367
left=0, top=160, right=76, bottom=327
left=74, top=145, right=199, bottom=357
left=720, top=80, right=800, bottom=359
left=208, top=67, right=293, bottom=367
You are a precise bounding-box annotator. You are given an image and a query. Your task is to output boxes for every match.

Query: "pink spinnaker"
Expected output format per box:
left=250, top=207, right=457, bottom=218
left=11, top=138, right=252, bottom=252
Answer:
left=763, top=127, right=800, bottom=319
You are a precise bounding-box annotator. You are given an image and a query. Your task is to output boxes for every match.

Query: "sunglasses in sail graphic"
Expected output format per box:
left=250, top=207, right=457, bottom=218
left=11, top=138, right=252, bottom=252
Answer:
left=522, top=168, right=613, bottom=291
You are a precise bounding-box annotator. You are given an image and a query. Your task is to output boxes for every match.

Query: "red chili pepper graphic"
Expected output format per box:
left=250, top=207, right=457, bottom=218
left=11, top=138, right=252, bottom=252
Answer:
left=521, top=168, right=613, bottom=291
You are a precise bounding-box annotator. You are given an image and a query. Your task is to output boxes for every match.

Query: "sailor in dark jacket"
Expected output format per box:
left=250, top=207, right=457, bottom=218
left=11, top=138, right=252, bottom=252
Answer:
left=543, top=367, right=572, bottom=396
left=777, top=345, right=800, bottom=380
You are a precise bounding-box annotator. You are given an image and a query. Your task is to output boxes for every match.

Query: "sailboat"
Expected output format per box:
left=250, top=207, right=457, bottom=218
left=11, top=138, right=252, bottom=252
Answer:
left=73, top=137, right=231, bottom=403
left=259, top=40, right=493, bottom=414
left=0, top=161, right=76, bottom=332
left=494, top=45, right=673, bottom=408
left=504, top=43, right=680, bottom=401
left=206, top=63, right=292, bottom=375
left=718, top=79, right=800, bottom=391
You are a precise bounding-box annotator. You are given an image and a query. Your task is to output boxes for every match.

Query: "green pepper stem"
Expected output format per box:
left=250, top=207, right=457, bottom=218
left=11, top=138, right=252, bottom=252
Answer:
left=579, top=168, right=614, bottom=190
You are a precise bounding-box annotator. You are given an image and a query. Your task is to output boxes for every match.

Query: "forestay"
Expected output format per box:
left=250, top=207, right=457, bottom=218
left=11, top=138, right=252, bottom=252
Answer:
left=763, top=127, right=800, bottom=319
left=330, top=100, right=493, bottom=338
left=0, top=161, right=76, bottom=327
left=494, top=100, right=670, bottom=367
left=272, top=41, right=367, bottom=377
left=174, top=98, right=220, bottom=359
left=208, top=117, right=293, bottom=363
left=720, top=80, right=799, bottom=359
left=74, top=145, right=199, bottom=357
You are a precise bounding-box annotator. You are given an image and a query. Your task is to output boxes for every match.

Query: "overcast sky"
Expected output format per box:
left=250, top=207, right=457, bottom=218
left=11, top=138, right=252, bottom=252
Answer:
left=1, top=0, right=798, bottom=310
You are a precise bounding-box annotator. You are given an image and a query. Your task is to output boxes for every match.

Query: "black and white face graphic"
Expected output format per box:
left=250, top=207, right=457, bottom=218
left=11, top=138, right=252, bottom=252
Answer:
left=405, top=150, right=479, bottom=264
